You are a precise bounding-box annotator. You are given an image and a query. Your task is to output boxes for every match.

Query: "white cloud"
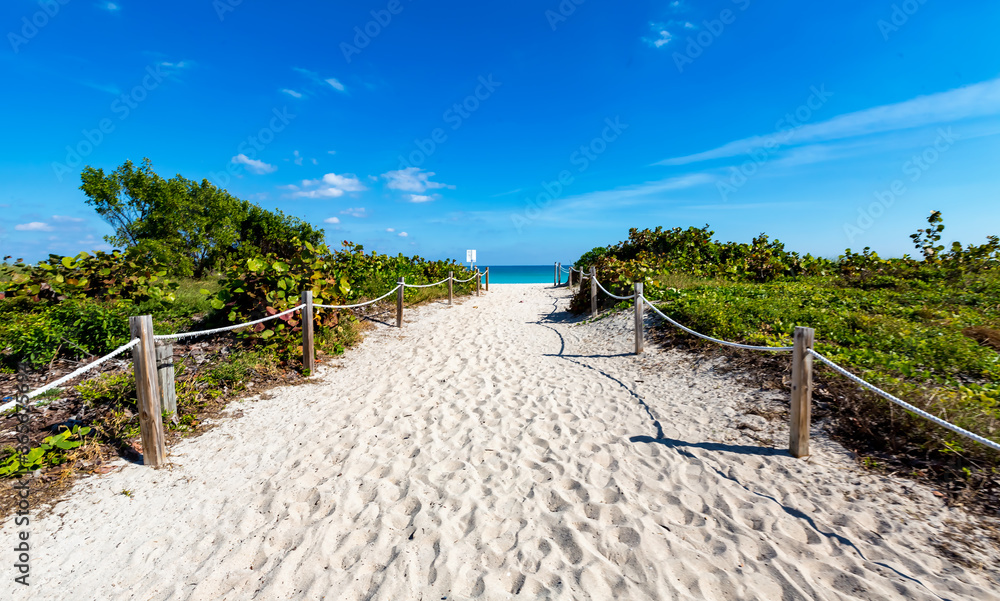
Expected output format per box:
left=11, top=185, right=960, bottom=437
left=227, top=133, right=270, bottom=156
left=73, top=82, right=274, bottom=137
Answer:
left=647, top=24, right=673, bottom=48
left=324, top=217, right=341, bottom=224
left=408, top=194, right=434, bottom=203
left=293, top=150, right=303, bottom=166
left=290, top=172, right=367, bottom=198
left=340, top=207, right=366, bottom=217
left=15, top=222, right=53, bottom=232
left=311, top=158, right=318, bottom=165
left=385, top=228, right=395, bottom=232
left=282, top=89, right=303, bottom=98
left=101, top=2, right=120, bottom=11
left=293, top=67, right=346, bottom=94
left=398, top=232, right=408, bottom=237
left=327, top=150, right=337, bottom=155
left=159, top=61, right=189, bottom=69
left=381, top=167, right=454, bottom=194
left=232, top=154, right=277, bottom=174
left=658, top=77, right=1000, bottom=166
left=52, top=215, right=85, bottom=223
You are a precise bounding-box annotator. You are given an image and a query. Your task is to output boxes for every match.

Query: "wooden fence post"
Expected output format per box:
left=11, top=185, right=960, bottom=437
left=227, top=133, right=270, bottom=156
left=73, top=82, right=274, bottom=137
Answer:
left=301, top=290, right=315, bottom=375
left=476, top=270, right=481, bottom=296
left=557, top=263, right=561, bottom=285
left=397, top=277, right=405, bottom=328
left=485, top=267, right=489, bottom=291
left=634, top=283, right=644, bottom=355
left=155, top=341, right=176, bottom=421
left=448, top=271, right=454, bottom=305
left=790, top=326, right=815, bottom=458
left=590, top=266, right=597, bottom=318
left=129, top=315, right=166, bottom=467
left=553, top=262, right=557, bottom=286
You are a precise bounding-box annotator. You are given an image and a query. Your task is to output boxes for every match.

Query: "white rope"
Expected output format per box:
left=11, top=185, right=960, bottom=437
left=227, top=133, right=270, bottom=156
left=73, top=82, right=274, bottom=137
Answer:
left=593, top=277, right=636, bottom=301
left=315, top=285, right=402, bottom=309
left=453, top=274, right=478, bottom=283
left=153, top=304, right=305, bottom=341
left=0, top=339, right=141, bottom=413
left=808, top=349, right=1000, bottom=452
left=642, top=296, right=794, bottom=352
left=403, top=278, right=451, bottom=288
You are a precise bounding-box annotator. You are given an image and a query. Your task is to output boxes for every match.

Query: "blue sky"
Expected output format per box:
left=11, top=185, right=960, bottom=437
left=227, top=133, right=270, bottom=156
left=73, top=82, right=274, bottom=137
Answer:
left=2, top=0, right=999, bottom=266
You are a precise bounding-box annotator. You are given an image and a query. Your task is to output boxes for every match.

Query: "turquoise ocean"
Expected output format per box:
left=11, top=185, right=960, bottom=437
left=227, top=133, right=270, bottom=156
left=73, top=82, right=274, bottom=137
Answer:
left=480, top=265, right=567, bottom=284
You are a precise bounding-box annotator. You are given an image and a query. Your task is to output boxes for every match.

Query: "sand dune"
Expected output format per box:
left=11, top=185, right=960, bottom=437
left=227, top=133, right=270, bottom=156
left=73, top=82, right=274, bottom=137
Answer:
left=5, top=284, right=998, bottom=600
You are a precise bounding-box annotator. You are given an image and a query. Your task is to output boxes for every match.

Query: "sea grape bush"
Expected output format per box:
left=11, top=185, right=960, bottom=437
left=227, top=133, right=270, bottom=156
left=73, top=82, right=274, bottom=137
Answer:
left=204, top=239, right=475, bottom=355
left=0, top=249, right=177, bottom=304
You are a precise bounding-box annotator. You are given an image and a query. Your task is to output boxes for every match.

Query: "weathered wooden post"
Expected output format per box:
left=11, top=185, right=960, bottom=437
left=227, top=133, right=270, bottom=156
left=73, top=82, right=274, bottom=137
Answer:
left=790, top=326, right=815, bottom=458
left=396, top=277, right=405, bottom=328
left=485, top=267, right=489, bottom=291
left=154, top=341, right=176, bottom=421
left=129, top=315, right=166, bottom=467
left=568, top=268, right=573, bottom=287
left=553, top=262, right=557, bottom=286
left=448, top=271, right=454, bottom=305
left=590, top=266, right=597, bottom=318
left=557, top=263, right=562, bottom=285
left=634, top=282, right=644, bottom=355
left=301, top=290, right=315, bottom=375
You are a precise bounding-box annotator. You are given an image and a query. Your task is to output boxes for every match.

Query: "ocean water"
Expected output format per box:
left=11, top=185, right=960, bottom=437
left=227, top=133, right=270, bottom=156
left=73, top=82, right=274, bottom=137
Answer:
left=480, top=265, right=565, bottom=284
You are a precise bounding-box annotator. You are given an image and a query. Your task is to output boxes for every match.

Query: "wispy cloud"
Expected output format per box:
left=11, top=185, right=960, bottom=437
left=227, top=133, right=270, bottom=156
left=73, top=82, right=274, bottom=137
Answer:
left=282, top=89, right=303, bottom=98
left=232, top=154, right=277, bottom=174
left=99, top=2, right=120, bottom=12
left=293, top=67, right=347, bottom=94
left=340, top=207, right=366, bottom=218
left=324, top=217, right=340, bottom=224
left=52, top=215, right=85, bottom=223
left=657, top=77, right=1000, bottom=166
left=286, top=173, right=366, bottom=198
left=398, top=231, right=408, bottom=237
left=386, top=228, right=395, bottom=232
left=381, top=167, right=454, bottom=194
left=15, top=222, right=53, bottom=232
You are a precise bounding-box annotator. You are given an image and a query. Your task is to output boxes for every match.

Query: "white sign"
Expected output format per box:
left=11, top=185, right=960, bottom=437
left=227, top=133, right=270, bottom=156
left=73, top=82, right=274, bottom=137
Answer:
left=466, top=249, right=476, bottom=263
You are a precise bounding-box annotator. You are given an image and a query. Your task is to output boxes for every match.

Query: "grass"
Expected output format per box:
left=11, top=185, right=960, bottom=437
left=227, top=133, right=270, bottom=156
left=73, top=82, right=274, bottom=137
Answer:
left=633, top=272, right=1000, bottom=507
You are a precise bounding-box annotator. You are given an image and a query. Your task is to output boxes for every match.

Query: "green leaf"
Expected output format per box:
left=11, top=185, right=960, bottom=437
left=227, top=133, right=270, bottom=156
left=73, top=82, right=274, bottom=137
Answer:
left=260, top=329, right=274, bottom=339
left=200, top=288, right=212, bottom=295
left=61, top=256, right=75, bottom=269
left=272, top=261, right=289, bottom=273
left=211, top=299, right=226, bottom=310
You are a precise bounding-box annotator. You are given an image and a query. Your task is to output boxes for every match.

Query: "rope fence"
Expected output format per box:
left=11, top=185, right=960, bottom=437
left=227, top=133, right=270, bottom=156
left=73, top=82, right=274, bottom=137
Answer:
left=565, top=260, right=1000, bottom=458
left=6, top=267, right=487, bottom=467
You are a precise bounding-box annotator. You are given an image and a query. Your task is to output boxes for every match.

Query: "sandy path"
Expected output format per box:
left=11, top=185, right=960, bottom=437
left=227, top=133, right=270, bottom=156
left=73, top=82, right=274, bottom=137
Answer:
left=4, top=284, right=998, bottom=600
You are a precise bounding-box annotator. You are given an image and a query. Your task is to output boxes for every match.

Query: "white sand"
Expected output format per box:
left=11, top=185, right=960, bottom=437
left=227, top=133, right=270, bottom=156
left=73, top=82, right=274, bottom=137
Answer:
left=4, top=284, right=999, bottom=600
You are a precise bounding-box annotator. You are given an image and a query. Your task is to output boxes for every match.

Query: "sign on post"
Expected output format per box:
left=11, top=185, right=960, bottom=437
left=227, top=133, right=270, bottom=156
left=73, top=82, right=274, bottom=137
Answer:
left=466, top=249, right=477, bottom=263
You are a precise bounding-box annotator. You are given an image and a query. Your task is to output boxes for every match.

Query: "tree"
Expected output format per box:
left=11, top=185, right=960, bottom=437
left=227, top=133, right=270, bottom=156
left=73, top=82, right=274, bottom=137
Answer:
left=80, top=158, right=325, bottom=277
